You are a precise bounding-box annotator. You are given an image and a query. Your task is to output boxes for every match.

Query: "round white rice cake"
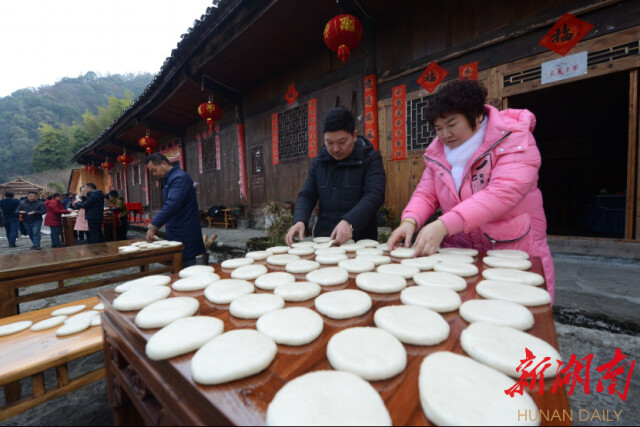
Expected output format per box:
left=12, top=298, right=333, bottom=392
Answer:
left=288, top=246, right=315, bottom=256
left=377, top=243, right=389, bottom=252
left=356, top=239, right=379, bottom=248
left=256, top=307, right=324, bottom=346
left=221, top=257, right=254, bottom=269
left=400, top=286, right=461, bottom=313
left=413, top=271, right=467, bottom=291
left=419, top=351, right=538, bottom=426
left=229, top=294, right=285, bottom=319
left=115, top=275, right=171, bottom=293
left=204, top=279, right=254, bottom=304
left=64, top=310, right=99, bottom=324
left=266, top=370, right=392, bottom=426
left=374, top=305, right=450, bottom=345
left=401, top=256, right=439, bottom=271
left=476, top=280, right=551, bottom=306
left=305, top=267, right=349, bottom=286
left=134, top=297, right=200, bottom=329
left=179, top=265, right=214, bottom=278
left=434, top=262, right=479, bottom=277
left=356, top=272, right=406, bottom=293
left=113, top=286, right=172, bottom=311
left=487, top=249, right=530, bottom=259
left=315, top=253, right=348, bottom=265
left=56, top=318, right=91, bottom=336
left=93, top=303, right=104, bottom=310
left=356, top=254, right=391, bottom=265
left=460, top=299, right=534, bottom=330
left=90, top=315, right=101, bottom=327
left=430, top=253, right=475, bottom=264
left=338, top=258, right=376, bottom=273
left=0, top=320, right=33, bottom=336
left=255, top=272, right=296, bottom=290
left=266, top=254, right=300, bottom=266
left=313, top=241, right=333, bottom=249
left=376, top=263, right=420, bottom=279
left=315, top=289, right=371, bottom=319
left=172, top=274, right=220, bottom=292
left=389, top=247, right=416, bottom=258
left=461, top=322, right=562, bottom=378
left=313, top=236, right=332, bottom=243
left=339, top=243, right=364, bottom=252
left=482, top=268, right=544, bottom=286
left=118, top=245, right=140, bottom=254
left=274, top=282, right=321, bottom=302
left=327, top=327, right=406, bottom=381
left=356, top=247, right=383, bottom=256
left=291, top=241, right=316, bottom=248
left=437, top=247, right=478, bottom=257
left=131, top=241, right=148, bottom=247
left=191, top=329, right=277, bottom=385
left=483, top=256, right=532, bottom=270
left=245, top=250, right=270, bottom=260
left=146, top=316, right=224, bottom=361
left=315, top=247, right=346, bottom=255
left=285, top=259, right=320, bottom=274
left=266, top=246, right=291, bottom=254
left=31, top=316, right=67, bottom=331
left=51, top=304, right=86, bottom=316
left=231, top=264, right=268, bottom=280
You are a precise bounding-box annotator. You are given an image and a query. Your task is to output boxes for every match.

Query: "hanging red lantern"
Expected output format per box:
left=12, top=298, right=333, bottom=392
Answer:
left=323, top=14, right=363, bottom=62
left=118, top=152, right=132, bottom=166
left=197, top=99, right=222, bottom=131
left=88, top=164, right=100, bottom=174
left=138, top=130, right=158, bottom=154
left=84, top=164, right=91, bottom=172
left=101, top=159, right=114, bottom=171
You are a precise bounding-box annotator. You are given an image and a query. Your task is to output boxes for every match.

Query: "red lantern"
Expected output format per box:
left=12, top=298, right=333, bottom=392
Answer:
left=88, top=165, right=100, bottom=174
left=197, top=101, right=222, bottom=131
left=138, top=130, right=158, bottom=154
left=323, top=14, right=363, bottom=62
left=118, top=153, right=132, bottom=165
left=101, top=159, right=114, bottom=171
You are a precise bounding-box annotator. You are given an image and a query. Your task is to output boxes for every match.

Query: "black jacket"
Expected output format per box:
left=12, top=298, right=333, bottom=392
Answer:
left=15, top=199, right=46, bottom=223
left=293, top=136, right=386, bottom=240
left=74, top=190, right=105, bottom=221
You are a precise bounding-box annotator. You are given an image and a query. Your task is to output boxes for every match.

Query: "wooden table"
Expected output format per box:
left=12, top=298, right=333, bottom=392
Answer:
left=61, top=214, right=118, bottom=246
left=0, top=239, right=183, bottom=318
left=99, top=253, right=570, bottom=426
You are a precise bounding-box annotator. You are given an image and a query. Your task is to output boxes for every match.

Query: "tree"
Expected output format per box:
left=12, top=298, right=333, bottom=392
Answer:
left=31, top=123, right=72, bottom=172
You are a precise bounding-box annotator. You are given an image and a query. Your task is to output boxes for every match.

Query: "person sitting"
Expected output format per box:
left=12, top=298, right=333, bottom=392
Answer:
left=387, top=79, right=555, bottom=301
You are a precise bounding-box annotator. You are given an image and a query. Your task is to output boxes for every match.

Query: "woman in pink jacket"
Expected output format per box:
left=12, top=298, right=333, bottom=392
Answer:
left=388, top=79, right=555, bottom=301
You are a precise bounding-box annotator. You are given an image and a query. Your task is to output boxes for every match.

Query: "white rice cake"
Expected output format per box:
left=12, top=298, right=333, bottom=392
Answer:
left=134, top=297, right=199, bottom=329
left=487, top=249, right=530, bottom=259
left=31, top=316, right=67, bottom=332
left=246, top=250, right=270, bottom=260
left=483, top=256, right=532, bottom=270
left=255, top=272, right=296, bottom=290
left=374, top=305, right=449, bottom=346
left=230, top=264, right=268, bottom=280
left=0, top=320, right=33, bottom=336
left=338, top=258, right=376, bottom=273
left=285, top=259, right=320, bottom=274
left=256, top=307, right=324, bottom=346
left=433, top=262, right=479, bottom=277
left=51, top=304, right=87, bottom=316
left=401, top=256, right=439, bottom=271
left=221, top=257, right=254, bottom=269
left=145, top=316, right=224, bottom=361
left=229, top=294, right=285, bottom=319
left=389, top=247, right=416, bottom=258
left=413, top=271, right=467, bottom=291
left=315, top=289, right=371, bottom=319
left=400, top=286, right=461, bottom=313
left=115, top=275, right=171, bottom=293
left=172, top=274, right=220, bottom=292
left=476, top=280, right=551, bottom=306
left=112, top=286, right=172, bottom=311
left=266, top=254, right=300, bottom=266
left=204, top=279, right=254, bottom=304
left=437, top=247, right=479, bottom=257
left=482, top=268, right=544, bottom=286
left=356, top=272, right=406, bottom=293
left=460, top=299, right=534, bottom=330
left=179, top=265, right=214, bottom=278
left=376, top=263, right=420, bottom=279
left=274, top=282, right=321, bottom=302
left=305, top=267, right=349, bottom=286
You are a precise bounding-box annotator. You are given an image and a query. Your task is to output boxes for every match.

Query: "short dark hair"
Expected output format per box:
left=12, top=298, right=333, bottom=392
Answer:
left=322, top=108, right=356, bottom=133
left=108, top=190, right=118, bottom=198
left=86, top=183, right=97, bottom=190
left=4, top=192, right=13, bottom=198
left=146, top=153, right=171, bottom=166
left=425, top=79, right=488, bottom=131
left=52, top=193, right=61, bottom=198
left=28, top=190, right=38, bottom=195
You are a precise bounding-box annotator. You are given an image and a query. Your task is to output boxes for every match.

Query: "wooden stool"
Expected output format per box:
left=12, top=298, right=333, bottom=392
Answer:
left=207, top=209, right=236, bottom=229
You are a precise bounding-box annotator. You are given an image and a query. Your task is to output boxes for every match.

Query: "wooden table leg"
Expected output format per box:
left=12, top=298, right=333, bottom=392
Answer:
left=0, top=282, right=18, bottom=318
left=4, top=382, right=22, bottom=405
left=172, top=252, right=183, bottom=273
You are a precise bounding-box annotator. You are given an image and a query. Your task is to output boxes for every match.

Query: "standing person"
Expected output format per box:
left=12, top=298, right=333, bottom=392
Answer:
left=387, top=79, right=555, bottom=301
left=145, top=153, right=205, bottom=267
left=44, top=193, right=71, bottom=248
left=285, top=107, right=386, bottom=246
left=16, top=191, right=46, bottom=250
left=0, top=192, right=20, bottom=247
left=73, top=183, right=105, bottom=244
left=107, top=190, right=128, bottom=241
left=73, top=186, right=89, bottom=242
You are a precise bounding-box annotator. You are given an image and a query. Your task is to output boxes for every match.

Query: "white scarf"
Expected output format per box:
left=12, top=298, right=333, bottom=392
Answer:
left=444, top=116, right=488, bottom=192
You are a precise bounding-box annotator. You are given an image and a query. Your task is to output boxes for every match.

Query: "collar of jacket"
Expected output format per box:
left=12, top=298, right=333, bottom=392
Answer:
left=163, top=166, right=180, bottom=183
left=317, top=135, right=374, bottom=165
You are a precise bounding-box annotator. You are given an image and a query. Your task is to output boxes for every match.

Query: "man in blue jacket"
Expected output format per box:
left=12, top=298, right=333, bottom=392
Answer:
left=145, top=153, right=205, bottom=267
left=285, top=108, right=386, bottom=246
left=73, top=183, right=105, bottom=244
left=0, top=192, right=20, bottom=247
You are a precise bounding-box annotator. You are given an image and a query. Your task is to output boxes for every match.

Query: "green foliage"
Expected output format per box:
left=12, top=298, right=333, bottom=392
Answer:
left=48, top=181, right=65, bottom=193
left=31, top=124, right=72, bottom=172
left=261, top=201, right=293, bottom=246
left=378, top=227, right=391, bottom=243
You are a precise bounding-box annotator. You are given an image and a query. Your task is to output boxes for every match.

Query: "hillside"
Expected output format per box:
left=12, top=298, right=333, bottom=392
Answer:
left=0, top=72, right=153, bottom=183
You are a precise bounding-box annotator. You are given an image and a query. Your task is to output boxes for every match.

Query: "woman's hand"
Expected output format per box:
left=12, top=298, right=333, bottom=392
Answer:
left=413, top=220, right=448, bottom=256
left=387, top=220, right=416, bottom=251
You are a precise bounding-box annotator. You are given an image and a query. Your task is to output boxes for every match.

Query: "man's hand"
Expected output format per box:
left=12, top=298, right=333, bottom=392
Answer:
left=330, top=220, right=353, bottom=245
left=412, top=220, right=448, bottom=256
left=146, top=224, right=159, bottom=243
left=285, top=221, right=306, bottom=246
left=388, top=220, right=416, bottom=252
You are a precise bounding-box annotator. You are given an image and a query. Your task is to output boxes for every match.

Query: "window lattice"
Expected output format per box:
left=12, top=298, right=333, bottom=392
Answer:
left=278, top=104, right=308, bottom=160
left=407, top=96, right=437, bottom=151
left=201, top=134, right=217, bottom=171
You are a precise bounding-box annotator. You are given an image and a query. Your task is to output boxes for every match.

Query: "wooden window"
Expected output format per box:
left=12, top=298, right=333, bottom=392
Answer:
left=407, top=95, right=437, bottom=151
left=278, top=104, right=308, bottom=160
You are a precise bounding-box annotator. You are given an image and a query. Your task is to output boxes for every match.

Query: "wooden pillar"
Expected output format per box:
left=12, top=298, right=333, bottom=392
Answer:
left=630, top=69, right=639, bottom=239
left=236, top=105, right=248, bottom=201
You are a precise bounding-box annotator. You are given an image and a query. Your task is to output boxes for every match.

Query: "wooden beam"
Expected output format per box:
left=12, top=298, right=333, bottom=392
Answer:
left=139, top=118, right=184, bottom=138
left=190, top=73, right=241, bottom=103
left=628, top=69, right=638, bottom=239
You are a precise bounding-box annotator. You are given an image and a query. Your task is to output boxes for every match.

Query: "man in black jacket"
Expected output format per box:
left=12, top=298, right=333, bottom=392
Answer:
left=16, top=191, right=46, bottom=249
left=73, top=183, right=105, bottom=244
left=285, top=108, right=386, bottom=245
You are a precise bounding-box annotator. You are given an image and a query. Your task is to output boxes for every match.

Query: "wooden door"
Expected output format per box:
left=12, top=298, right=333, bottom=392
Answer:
left=250, top=145, right=266, bottom=209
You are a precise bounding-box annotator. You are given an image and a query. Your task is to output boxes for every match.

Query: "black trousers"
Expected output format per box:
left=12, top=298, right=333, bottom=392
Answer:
left=116, top=217, right=128, bottom=241
left=87, top=219, right=105, bottom=244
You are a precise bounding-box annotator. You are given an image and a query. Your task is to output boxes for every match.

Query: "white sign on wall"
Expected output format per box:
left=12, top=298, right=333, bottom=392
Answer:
left=541, top=51, right=588, bottom=84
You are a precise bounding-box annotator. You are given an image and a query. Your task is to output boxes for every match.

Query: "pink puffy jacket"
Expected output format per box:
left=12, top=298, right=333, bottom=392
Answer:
left=402, top=105, right=555, bottom=301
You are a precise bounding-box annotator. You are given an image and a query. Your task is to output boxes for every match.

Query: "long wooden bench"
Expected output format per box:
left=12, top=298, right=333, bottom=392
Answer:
left=0, top=297, right=105, bottom=421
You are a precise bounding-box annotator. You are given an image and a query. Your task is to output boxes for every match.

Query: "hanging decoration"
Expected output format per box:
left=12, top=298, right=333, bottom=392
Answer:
left=197, top=97, right=222, bottom=131
left=101, top=158, right=114, bottom=172
left=323, top=14, right=363, bottom=62
left=307, top=99, right=318, bottom=158
left=87, top=164, right=100, bottom=175
left=237, top=124, right=248, bottom=200
left=138, top=130, right=158, bottom=154
left=417, top=62, right=448, bottom=93
left=539, top=13, right=594, bottom=57
left=284, top=84, right=298, bottom=106
left=363, top=75, right=379, bottom=150
left=271, top=113, right=279, bottom=165
left=459, top=61, right=478, bottom=81
left=215, top=125, right=222, bottom=171
left=118, top=150, right=132, bottom=165
left=391, top=84, right=407, bottom=161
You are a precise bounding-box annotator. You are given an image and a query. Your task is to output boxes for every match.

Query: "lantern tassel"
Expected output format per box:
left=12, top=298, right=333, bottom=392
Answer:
left=338, top=45, right=350, bottom=62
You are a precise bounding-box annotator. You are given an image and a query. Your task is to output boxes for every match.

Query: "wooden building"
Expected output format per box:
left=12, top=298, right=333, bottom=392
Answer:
left=71, top=0, right=640, bottom=241
left=0, top=178, right=44, bottom=199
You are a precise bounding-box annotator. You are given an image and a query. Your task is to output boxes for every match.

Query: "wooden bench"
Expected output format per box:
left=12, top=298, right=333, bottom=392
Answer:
left=0, top=297, right=105, bottom=421
left=208, top=208, right=236, bottom=229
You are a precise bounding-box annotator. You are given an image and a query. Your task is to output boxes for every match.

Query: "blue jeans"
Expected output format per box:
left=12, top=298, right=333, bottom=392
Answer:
left=4, top=218, right=18, bottom=246
left=24, top=220, right=42, bottom=248
left=50, top=225, right=63, bottom=248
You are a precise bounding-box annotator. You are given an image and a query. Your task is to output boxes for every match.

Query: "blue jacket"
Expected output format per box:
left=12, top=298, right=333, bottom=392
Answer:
left=74, top=190, right=105, bottom=221
left=0, top=198, right=20, bottom=220
left=293, top=136, right=386, bottom=240
left=151, top=167, right=205, bottom=259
